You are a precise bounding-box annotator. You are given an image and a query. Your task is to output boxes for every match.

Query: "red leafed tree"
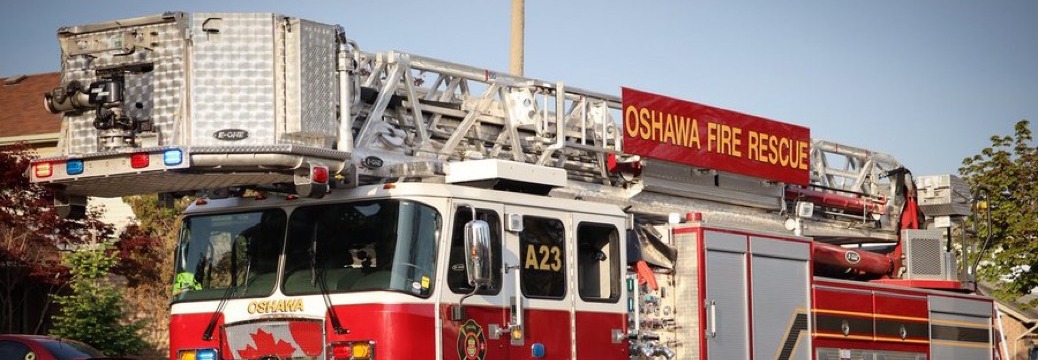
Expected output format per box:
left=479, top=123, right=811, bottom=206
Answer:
left=0, top=144, right=114, bottom=334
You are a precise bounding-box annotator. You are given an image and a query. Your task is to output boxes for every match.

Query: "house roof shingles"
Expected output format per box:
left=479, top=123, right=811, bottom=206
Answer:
left=0, top=72, right=62, bottom=138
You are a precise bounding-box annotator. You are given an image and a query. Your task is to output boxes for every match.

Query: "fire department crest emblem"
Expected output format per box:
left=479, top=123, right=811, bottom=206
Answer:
left=456, top=319, right=487, bottom=360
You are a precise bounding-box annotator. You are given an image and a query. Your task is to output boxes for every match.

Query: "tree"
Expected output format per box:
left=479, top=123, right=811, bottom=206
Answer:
left=113, top=194, right=186, bottom=357
left=0, top=144, right=113, bottom=334
left=49, top=247, right=146, bottom=356
left=959, top=120, right=1038, bottom=307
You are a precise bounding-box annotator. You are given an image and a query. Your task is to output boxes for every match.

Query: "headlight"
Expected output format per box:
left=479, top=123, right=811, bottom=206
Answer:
left=178, top=348, right=217, bottom=360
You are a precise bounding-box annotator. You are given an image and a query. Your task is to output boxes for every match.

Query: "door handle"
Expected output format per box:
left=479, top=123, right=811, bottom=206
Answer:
left=611, top=329, right=627, bottom=344
left=708, top=300, right=717, bottom=338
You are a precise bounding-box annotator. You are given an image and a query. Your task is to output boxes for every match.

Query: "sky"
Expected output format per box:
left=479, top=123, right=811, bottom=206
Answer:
left=1, top=1, right=1035, bottom=177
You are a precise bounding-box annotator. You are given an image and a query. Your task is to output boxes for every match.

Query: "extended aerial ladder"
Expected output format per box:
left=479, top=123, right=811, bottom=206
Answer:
left=331, top=47, right=910, bottom=242
left=346, top=48, right=906, bottom=234
left=34, top=12, right=931, bottom=277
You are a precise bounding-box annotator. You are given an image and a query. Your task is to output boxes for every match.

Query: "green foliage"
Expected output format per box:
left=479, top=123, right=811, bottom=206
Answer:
left=114, top=194, right=189, bottom=358
left=49, top=247, right=146, bottom=356
left=124, top=194, right=185, bottom=235
left=118, top=195, right=184, bottom=298
left=959, top=120, right=1038, bottom=308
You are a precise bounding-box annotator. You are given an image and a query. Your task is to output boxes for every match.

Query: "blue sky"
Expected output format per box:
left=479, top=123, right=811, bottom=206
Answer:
left=1, top=1, right=1034, bottom=176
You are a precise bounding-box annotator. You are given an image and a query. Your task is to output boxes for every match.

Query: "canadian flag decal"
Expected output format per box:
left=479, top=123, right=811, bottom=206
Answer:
left=236, top=329, right=296, bottom=359
left=224, top=320, right=324, bottom=359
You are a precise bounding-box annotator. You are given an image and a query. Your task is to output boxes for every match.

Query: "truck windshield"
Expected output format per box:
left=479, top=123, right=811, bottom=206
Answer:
left=172, top=209, right=287, bottom=302
left=282, top=200, right=441, bottom=298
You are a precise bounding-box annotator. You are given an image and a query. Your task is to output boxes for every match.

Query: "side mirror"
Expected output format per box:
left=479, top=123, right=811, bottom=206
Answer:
left=464, top=219, right=493, bottom=288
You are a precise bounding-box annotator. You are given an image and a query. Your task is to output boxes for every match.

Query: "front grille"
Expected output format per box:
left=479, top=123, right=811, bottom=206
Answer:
left=222, top=318, right=325, bottom=360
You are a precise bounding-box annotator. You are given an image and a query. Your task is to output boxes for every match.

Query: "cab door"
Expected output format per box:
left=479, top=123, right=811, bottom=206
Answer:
left=439, top=200, right=511, bottom=360
left=571, top=213, right=627, bottom=358
left=503, top=205, right=573, bottom=359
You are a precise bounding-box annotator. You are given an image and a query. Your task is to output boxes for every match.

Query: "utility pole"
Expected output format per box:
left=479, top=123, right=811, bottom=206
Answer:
left=509, top=0, right=525, bottom=76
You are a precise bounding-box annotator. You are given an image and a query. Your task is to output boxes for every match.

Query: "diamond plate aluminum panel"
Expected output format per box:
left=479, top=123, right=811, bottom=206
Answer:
left=56, top=12, right=342, bottom=155
left=673, top=229, right=702, bottom=360
left=189, top=13, right=277, bottom=147
left=57, top=172, right=293, bottom=198
left=34, top=144, right=350, bottom=198
left=58, top=15, right=186, bottom=155
left=916, top=174, right=972, bottom=216
left=284, top=19, right=338, bottom=140
left=189, top=145, right=351, bottom=159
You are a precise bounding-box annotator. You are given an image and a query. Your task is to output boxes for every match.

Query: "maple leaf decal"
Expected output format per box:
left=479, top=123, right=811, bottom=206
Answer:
left=289, top=320, right=324, bottom=356
left=237, top=329, right=298, bottom=359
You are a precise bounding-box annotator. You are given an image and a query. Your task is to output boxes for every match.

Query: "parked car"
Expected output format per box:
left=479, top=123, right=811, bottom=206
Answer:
left=0, top=334, right=128, bottom=360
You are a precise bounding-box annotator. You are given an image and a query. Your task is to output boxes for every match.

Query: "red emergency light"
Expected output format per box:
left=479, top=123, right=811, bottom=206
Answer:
left=130, top=152, right=149, bottom=168
left=311, top=166, right=329, bottom=184
left=34, top=162, right=53, bottom=178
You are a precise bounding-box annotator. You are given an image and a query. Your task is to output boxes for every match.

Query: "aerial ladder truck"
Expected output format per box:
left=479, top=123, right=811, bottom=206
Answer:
left=29, top=12, right=1000, bottom=360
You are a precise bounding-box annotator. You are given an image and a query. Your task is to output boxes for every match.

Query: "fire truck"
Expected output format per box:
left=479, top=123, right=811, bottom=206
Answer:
left=29, top=12, right=1004, bottom=360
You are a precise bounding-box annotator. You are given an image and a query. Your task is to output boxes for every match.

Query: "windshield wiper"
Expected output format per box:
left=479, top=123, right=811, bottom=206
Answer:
left=202, top=236, right=247, bottom=341
left=202, top=282, right=238, bottom=341
left=311, top=224, right=348, bottom=334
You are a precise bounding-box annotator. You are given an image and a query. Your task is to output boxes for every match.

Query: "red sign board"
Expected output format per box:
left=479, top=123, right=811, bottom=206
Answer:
left=622, top=87, right=811, bottom=185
